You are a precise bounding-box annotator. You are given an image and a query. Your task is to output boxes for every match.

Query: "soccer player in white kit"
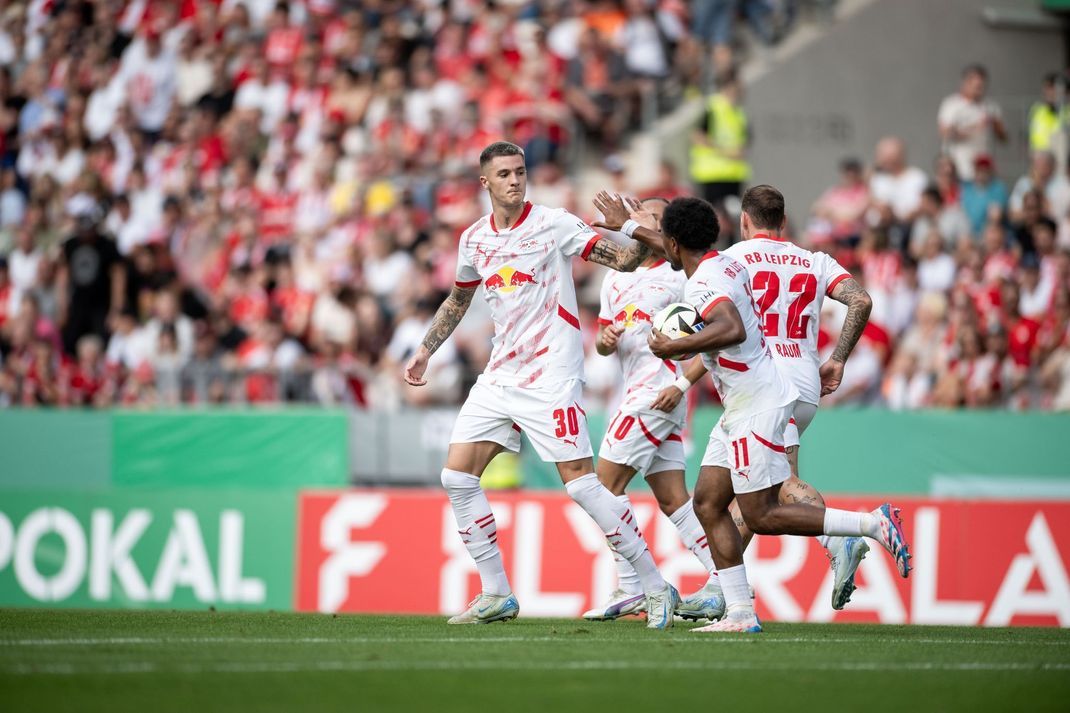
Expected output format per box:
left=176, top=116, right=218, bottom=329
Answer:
left=403, top=142, right=680, bottom=627
left=644, top=196, right=912, bottom=633
left=665, top=185, right=875, bottom=610
left=581, top=197, right=726, bottom=623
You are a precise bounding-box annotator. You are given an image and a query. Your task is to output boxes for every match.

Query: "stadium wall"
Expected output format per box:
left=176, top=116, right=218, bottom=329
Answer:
left=656, top=0, right=1064, bottom=228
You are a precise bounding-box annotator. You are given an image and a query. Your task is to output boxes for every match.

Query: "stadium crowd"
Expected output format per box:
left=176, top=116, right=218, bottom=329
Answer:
left=0, top=0, right=1066, bottom=412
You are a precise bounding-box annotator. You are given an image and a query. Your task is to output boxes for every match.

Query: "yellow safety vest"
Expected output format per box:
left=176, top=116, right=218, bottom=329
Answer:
left=1029, top=102, right=1068, bottom=152
left=690, top=93, right=751, bottom=183
left=480, top=451, right=523, bottom=490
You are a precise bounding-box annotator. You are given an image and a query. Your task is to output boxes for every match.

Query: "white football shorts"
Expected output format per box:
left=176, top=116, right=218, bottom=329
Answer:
left=450, top=378, right=593, bottom=462
left=598, top=398, right=686, bottom=476
left=701, top=401, right=795, bottom=494
left=782, top=400, right=819, bottom=449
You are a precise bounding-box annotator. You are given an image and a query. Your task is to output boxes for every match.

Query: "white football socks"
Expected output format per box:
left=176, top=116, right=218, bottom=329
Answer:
left=566, top=473, right=667, bottom=594
left=441, top=468, right=511, bottom=597
left=613, top=495, right=643, bottom=595
left=718, top=563, right=753, bottom=613
left=822, top=508, right=880, bottom=539
left=669, top=498, right=719, bottom=581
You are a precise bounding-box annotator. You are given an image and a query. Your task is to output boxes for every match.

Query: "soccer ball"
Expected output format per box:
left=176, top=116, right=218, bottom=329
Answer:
left=652, top=302, right=701, bottom=340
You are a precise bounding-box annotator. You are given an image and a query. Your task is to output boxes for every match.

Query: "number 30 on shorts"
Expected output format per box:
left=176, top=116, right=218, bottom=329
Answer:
left=553, top=407, right=581, bottom=437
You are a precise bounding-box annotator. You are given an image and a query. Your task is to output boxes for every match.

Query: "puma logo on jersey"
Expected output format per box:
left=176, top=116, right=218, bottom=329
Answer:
left=561, top=436, right=578, bottom=448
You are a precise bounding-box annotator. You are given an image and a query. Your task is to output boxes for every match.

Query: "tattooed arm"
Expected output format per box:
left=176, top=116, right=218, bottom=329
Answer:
left=820, top=277, right=873, bottom=396
left=403, top=285, right=477, bottom=386
left=585, top=237, right=652, bottom=272
left=589, top=190, right=667, bottom=271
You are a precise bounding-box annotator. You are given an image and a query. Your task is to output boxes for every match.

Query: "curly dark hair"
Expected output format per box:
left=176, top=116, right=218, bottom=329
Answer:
left=661, top=196, right=719, bottom=252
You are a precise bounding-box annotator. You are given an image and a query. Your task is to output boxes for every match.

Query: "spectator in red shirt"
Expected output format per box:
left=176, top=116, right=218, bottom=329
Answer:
left=1000, top=279, right=1041, bottom=368
left=264, top=3, right=303, bottom=73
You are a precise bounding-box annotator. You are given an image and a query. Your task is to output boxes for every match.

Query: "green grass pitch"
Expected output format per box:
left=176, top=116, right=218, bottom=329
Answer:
left=2, top=610, right=1069, bottom=712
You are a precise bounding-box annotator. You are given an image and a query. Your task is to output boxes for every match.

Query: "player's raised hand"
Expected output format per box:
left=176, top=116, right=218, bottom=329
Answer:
left=624, top=196, right=658, bottom=232
left=650, top=384, right=683, bottom=412
left=404, top=348, right=430, bottom=386
left=600, top=323, right=624, bottom=352
left=819, top=358, right=845, bottom=395
left=591, top=191, right=630, bottom=232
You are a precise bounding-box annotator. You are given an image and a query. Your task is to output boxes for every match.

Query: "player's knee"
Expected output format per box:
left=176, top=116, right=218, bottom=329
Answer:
left=441, top=468, right=480, bottom=494
left=692, top=490, right=719, bottom=523
left=657, top=491, right=689, bottom=518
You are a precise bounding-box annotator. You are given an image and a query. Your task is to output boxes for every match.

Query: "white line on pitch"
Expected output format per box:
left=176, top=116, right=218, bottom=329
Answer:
left=4, top=660, right=1070, bottom=676
left=2, top=636, right=1068, bottom=647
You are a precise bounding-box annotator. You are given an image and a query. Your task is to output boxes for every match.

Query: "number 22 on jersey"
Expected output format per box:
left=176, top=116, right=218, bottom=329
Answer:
left=751, top=271, right=817, bottom=340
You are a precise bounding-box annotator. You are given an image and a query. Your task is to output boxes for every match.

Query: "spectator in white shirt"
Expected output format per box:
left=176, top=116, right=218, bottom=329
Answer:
left=938, top=64, right=1007, bottom=181
left=909, top=186, right=971, bottom=255
left=7, top=224, right=40, bottom=314
left=0, top=167, right=25, bottom=229
left=1009, top=151, right=1070, bottom=224
left=121, top=28, right=178, bottom=137
left=869, top=136, right=928, bottom=225
left=917, top=231, right=957, bottom=294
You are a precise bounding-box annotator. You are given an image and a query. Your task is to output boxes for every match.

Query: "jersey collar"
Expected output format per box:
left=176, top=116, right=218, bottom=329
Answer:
left=752, top=233, right=787, bottom=242
left=490, top=202, right=533, bottom=233
left=699, top=251, right=720, bottom=263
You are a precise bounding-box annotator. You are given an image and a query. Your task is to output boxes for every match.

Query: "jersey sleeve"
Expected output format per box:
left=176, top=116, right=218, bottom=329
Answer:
left=553, top=209, right=601, bottom=260
left=817, top=252, right=852, bottom=297
left=685, top=272, right=732, bottom=322
left=597, top=275, right=613, bottom=326
left=454, top=234, right=481, bottom=288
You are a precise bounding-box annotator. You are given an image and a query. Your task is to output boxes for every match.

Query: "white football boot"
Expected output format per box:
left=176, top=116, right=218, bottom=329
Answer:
left=828, top=536, right=870, bottom=610
left=645, top=584, right=681, bottom=630
left=691, top=606, right=762, bottom=633
left=677, top=579, right=727, bottom=622
left=582, top=589, right=646, bottom=621
left=447, top=593, right=520, bottom=624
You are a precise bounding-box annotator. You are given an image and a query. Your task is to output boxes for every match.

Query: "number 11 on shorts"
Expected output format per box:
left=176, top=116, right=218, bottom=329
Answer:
left=732, top=438, right=750, bottom=469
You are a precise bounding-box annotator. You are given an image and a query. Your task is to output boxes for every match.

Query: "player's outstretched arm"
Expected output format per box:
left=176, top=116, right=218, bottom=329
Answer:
left=586, top=237, right=650, bottom=272
left=648, top=300, right=746, bottom=360
left=403, top=284, right=477, bottom=386
left=821, top=277, right=873, bottom=395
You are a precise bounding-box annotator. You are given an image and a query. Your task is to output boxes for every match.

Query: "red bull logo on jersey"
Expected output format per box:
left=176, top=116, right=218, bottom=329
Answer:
left=613, top=303, right=653, bottom=328
left=484, top=266, right=538, bottom=294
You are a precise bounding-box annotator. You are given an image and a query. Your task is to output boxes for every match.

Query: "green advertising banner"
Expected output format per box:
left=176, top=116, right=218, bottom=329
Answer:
left=112, top=410, right=349, bottom=489
left=519, top=408, right=1070, bottom=494
left=0, top=409, right=350, bottom=491
left=0, top=489, right=295, bottom=610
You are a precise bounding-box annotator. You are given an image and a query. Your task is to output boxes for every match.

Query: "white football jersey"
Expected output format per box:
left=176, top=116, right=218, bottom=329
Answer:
left=723, top=236, right=851, bottom=404
left=598, top=259, right=687, bottom=408
left=455, top=202, right=600, bottom=388
left=685, top=252, right=798, bottom=422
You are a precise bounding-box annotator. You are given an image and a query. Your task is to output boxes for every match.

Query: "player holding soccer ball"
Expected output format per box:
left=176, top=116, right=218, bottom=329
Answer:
left=654, top=185, right=876, bottom=612
left=606, top=194, right=911, bottom=633
left=581, top=196, right=726, bottom=623
left=403, top=142, right=680, bottom=627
